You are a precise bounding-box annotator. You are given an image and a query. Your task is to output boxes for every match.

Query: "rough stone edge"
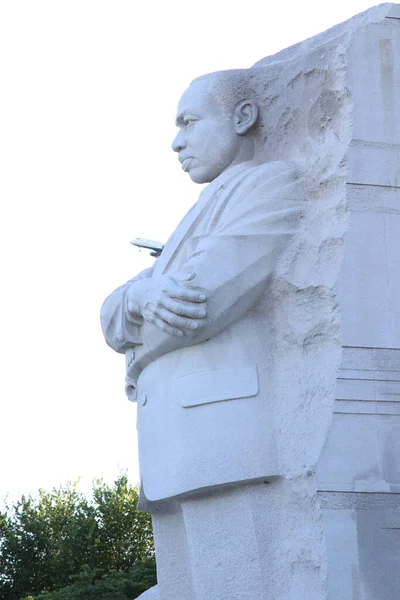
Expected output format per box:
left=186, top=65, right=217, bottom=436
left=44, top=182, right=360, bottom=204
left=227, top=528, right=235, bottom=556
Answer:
left=246, top=4, right=396, bottom=480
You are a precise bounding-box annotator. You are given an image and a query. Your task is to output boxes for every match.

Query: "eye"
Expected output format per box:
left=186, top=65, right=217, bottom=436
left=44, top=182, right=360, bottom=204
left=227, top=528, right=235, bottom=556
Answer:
left=183, top=119, right=196, bottom=127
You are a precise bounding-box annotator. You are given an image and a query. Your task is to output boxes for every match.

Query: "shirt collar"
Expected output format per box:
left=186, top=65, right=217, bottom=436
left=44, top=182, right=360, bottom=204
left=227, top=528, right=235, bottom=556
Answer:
left=204, top=160, right=258, bottom=195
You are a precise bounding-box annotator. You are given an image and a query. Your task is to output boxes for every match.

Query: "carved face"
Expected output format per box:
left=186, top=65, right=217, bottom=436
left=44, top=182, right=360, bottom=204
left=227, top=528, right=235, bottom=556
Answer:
left=172, top=79, right=241, bottom=184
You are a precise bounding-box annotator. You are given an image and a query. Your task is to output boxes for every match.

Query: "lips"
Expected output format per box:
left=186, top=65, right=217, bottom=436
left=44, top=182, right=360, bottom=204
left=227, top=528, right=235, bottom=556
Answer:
left=179, top=155, right=193, bottom=172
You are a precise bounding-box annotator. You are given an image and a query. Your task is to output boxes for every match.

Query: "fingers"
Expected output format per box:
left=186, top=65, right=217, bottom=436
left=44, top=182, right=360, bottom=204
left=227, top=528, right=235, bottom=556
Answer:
left=168, top=272, right=206, bottom=303
left=162, top=297, right=207, bottom=319
left=166, top=281, right=206, bottom=303
left=139, top=272, right=208, bottom=336
left=156, top=307, right=204, bottom=331
left=142, top=304, right=202, bottom=336
left=150, top=317, right=185, bottom=337
left=142, top=305, right=184, bottom=336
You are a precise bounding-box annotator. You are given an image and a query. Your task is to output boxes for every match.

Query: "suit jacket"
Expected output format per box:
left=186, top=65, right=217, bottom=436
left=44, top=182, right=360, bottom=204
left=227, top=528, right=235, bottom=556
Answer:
left=101, top=160, right=304, bottom=502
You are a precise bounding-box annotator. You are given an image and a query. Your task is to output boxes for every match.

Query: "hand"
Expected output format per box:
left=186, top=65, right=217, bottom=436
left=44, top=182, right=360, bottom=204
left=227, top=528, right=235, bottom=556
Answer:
left=127, top=272, right=207, bottom=336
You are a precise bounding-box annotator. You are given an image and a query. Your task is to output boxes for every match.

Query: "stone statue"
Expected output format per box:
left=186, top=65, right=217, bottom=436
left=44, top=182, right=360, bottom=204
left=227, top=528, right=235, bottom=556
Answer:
left=101, top=5, right=396, bottom=599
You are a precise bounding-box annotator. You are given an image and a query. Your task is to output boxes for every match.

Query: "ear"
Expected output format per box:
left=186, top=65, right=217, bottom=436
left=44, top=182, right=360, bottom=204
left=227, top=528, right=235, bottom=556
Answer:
left=233, top=101, right=259, bottom=135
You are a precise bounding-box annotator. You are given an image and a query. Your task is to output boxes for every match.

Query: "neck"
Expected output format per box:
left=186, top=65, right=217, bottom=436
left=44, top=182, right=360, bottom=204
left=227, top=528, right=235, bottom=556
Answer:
left=215, top=140, right=259, bottom=185
left=230, top=137, right=256, bottom=168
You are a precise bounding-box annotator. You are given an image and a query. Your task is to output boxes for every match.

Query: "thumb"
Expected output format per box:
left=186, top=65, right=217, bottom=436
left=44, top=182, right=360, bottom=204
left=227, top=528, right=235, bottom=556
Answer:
left=171, top=271, right=196, bottom=284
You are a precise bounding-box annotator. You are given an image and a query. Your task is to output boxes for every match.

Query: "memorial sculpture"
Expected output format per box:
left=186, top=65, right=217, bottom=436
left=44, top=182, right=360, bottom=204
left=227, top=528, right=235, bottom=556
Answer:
left=101, top=4, right=398, bottom=599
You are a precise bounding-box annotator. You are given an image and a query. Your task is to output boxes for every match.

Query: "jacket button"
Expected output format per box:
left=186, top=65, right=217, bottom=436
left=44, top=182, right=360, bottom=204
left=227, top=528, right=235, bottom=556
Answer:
left=139, top=392, right=147, bottom=406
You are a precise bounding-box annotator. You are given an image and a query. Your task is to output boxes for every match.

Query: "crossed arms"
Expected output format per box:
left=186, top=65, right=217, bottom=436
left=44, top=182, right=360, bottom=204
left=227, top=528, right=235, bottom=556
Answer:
left=101, top=165, right=304, bottom=371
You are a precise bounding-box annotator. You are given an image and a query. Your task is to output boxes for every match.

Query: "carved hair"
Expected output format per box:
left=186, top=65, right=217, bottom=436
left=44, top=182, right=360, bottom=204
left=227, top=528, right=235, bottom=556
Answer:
left=192, top=37, right=351, bottom=167
left=192, top=68, right=279, bottom=145
left=193, top=70, right=255, bottom=116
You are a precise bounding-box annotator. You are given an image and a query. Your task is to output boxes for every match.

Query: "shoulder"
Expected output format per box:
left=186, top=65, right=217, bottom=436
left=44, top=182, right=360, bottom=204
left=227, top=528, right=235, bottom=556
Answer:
left=227, top=161, right=300, bottom=201
left=243, top=160, right=299, bottom=185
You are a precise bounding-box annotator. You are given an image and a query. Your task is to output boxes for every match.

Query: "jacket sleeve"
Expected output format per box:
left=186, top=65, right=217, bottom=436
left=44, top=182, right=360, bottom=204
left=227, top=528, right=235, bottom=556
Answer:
left=134, top=166, right=304, bottom=369
left=100, top=266, right=154, bottom=353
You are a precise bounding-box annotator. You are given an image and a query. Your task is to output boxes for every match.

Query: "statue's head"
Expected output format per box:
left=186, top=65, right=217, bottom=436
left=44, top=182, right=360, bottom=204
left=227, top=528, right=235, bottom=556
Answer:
left=172, top=69, right=261, bottom=184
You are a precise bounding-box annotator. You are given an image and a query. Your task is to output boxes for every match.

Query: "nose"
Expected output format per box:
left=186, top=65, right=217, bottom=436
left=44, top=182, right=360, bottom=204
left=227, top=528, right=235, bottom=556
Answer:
left=172, top=130, right=186, bottom=153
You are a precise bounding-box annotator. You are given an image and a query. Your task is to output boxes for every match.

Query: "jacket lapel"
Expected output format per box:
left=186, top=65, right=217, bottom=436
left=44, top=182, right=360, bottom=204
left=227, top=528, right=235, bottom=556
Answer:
left=154, top=185, right=215, bottom=274
left=155, top=162, right=254, bottom=274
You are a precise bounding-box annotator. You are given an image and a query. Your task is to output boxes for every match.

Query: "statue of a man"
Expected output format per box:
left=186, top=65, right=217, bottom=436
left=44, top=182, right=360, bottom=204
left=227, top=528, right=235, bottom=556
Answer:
left=101, top=70, right=326, bottom=600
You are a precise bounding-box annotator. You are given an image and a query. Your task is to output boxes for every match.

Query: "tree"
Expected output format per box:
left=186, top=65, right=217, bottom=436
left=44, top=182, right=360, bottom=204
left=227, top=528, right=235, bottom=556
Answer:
left=91, top=476, right=153, bottom=572
left=0, top=475, right=155, bottom=600
left=23, top=562, right=157, bottom=600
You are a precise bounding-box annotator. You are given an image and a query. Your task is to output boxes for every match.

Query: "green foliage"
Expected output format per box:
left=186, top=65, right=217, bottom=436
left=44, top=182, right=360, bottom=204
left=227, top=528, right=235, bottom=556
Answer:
left=24, top=562, right=157, bottom=600
left=0, top=475, right=155, bottom=600
left=91, top=476, right=154, bottom=572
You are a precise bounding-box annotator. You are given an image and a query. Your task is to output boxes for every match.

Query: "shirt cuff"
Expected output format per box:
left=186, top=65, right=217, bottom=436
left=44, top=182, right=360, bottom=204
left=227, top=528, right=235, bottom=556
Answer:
left=119, top=284, right=143, bottom=345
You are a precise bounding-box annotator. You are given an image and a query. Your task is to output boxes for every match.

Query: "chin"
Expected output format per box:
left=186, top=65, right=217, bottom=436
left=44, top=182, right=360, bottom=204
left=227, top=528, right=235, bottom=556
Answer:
left=189, top=168, right=218, bottom=184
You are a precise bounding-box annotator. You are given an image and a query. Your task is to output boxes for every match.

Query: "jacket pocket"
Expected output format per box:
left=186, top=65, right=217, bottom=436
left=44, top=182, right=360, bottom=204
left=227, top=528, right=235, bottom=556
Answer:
left=174, top=365, right=258, bottom=408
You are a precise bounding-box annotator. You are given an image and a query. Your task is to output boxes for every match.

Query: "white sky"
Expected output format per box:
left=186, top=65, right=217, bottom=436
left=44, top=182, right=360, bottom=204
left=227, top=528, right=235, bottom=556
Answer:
left=0, top=0, right=381, bottom=502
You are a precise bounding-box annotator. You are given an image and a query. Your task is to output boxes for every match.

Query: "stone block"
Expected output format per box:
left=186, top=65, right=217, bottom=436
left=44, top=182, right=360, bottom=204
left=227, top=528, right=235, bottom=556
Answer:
left=322, top=508, right=359, bottom=600
left=388, top=4, right=400, bottom=17
left=348, top=17, right=400, bottom=145
left=318, top=413, right=382, bottom=491
left=337, top=210, right=400, bottom=348
left=347, top=144, right=400, bottom=187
